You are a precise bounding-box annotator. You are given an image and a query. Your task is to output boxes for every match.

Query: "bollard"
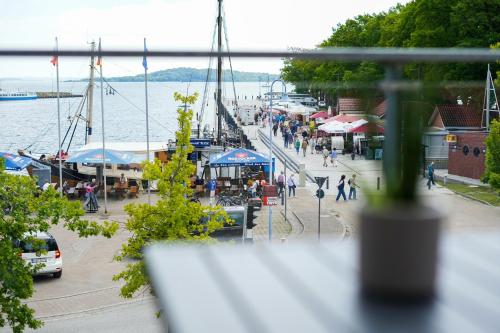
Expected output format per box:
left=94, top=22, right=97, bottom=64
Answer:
left=443, top=175, right=447, bottom=186
left=377, top=177, right=380, bottom=190
left=299, top=164, right=306, bottom=187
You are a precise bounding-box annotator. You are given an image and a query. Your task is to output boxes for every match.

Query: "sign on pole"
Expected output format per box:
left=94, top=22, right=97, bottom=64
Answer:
left=315, top=176, right=327, bottom=189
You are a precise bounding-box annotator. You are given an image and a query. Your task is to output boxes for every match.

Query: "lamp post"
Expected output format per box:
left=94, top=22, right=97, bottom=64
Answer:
left=268, top=79, right=286, bottom=242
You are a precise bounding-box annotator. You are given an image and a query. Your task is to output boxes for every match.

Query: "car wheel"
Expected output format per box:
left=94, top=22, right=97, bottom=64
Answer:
left=53, top=270, right=62, bottom=279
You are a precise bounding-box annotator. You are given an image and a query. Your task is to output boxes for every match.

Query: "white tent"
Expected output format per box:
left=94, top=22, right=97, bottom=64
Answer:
left=318, top=119, right=368, bottom=133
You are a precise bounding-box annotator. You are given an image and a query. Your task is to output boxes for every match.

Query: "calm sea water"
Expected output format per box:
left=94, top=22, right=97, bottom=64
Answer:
left=0, top=80, right=262, bottom=154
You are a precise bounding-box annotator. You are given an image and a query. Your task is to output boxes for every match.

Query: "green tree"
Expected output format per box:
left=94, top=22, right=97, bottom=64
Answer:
left=0, top=158, right=118, bottom=332
left=113, top=92, right=229, bottom=298
left=483, top=119, right=500, bottom=190
left=281, top=0, right=499, bottom=102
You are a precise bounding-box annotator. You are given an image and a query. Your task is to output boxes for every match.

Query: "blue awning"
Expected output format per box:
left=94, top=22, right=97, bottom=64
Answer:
left=66, top=149, right=136, bottom=165
left=0, top=152, right=32, bottom=170
left=209, top=148, right=270, bottom=167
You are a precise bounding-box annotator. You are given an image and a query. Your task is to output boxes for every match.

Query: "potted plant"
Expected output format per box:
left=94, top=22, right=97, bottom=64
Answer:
left=360, top=92, right=442, bottom=301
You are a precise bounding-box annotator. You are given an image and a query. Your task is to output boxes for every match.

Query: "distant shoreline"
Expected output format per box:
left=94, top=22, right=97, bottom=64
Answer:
left=65, top=67, right=280, bottom=83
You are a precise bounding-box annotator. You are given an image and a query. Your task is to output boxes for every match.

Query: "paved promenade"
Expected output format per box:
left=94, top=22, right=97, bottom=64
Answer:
left=238, top=120, right=500, bottom=238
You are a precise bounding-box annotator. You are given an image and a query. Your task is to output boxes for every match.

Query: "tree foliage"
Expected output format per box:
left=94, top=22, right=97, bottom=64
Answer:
left=482, top=119, right=500, bottom=190
left=113, top=92, right=229, bottom=298
left=281, top=0, right=500, bottom=102
left=0, top=158, right=118, bottom=332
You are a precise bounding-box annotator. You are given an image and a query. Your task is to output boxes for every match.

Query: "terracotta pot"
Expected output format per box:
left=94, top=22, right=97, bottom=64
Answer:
left=360, top=204, right=441, bottom=301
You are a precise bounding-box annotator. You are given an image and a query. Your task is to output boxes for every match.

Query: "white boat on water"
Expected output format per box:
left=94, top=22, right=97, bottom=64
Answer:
left=0, top=91, right=37, bottom=101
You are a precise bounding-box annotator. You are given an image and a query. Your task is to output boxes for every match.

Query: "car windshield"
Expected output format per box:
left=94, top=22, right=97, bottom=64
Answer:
left=15, top=238, right=58, bottom=253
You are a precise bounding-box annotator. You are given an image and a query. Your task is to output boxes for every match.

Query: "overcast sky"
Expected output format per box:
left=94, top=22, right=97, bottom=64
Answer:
left=0, top=0, right=409, bottom=79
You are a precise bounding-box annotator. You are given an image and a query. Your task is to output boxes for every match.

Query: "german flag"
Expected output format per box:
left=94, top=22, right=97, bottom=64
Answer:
left=96, top=38, right=102, bottom=66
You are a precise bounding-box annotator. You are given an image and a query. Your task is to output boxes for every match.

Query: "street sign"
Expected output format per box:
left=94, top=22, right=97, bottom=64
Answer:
left=190, top=139, right=211, bottom=148
left=316, top=189, right=325, bottom=199
left=263, top=196, right=278, bottom=206
left=315, top=176, right=327, bottom=189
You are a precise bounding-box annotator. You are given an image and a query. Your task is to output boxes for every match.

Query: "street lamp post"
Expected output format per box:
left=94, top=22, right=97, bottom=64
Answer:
left=268, top=79, right=286, bottom=242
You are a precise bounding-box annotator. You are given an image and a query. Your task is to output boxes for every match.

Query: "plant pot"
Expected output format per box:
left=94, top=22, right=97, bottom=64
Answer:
left=360, top=204, right=441, bottom=301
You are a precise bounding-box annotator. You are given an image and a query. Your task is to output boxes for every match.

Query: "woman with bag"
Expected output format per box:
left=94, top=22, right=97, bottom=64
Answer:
left=336, top=175, right=347, bottom=202
left=287, top=173, right=297, bottom=198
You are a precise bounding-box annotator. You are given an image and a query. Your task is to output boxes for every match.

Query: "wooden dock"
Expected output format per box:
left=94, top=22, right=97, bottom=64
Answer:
left=36, top=91, right=83, bottom=99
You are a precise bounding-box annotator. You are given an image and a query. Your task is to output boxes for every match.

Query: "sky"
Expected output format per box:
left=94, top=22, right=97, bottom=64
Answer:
left=0, top=0, right=409, bottom=79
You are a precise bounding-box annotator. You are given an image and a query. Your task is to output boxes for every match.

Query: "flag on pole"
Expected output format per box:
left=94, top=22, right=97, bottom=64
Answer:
left=50, top=55, right=58, bottom=66
left=142, top=38, right=148, bottom=70
left=50, top=41, right=58, bottom=66
left=96, top=38, right=102, bottom=66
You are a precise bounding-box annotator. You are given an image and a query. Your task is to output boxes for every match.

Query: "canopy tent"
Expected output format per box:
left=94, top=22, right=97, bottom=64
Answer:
left=66, top=149, right=137, bottom=164
left=209, top=148, right=270, bottom=167
left=318, top=119, right=368, bottom=134
left=323, top=114, right=362, bottom=123
left=349, top=122, right=385, bottom=134
left=0, top=152, right=32, bottom=170
left=310, top=111, right=328, bottom=119
left=78, top=141, right=169, bottom=153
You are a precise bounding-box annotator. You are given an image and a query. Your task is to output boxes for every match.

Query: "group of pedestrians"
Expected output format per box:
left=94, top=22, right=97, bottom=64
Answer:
left=276, top=171, right=297, bottom=199
left=335, top=174, right=359, bottom=202
left=322, top=147, right=339, bottom=167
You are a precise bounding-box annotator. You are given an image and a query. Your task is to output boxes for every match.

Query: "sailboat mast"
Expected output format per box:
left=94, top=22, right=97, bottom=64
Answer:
left=216, top=0, right=223, bottom=144
left=486, top=64, right=491, bottom=132
left=86, top=41, right=96, bottom=144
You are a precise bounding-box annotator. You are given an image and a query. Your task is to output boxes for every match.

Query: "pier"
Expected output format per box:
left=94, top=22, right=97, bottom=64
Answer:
left=36, top=91, right=83, bottom=98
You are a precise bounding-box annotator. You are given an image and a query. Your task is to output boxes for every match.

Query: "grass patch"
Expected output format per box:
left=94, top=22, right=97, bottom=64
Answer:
left=437, top=181, right=500, bottom=206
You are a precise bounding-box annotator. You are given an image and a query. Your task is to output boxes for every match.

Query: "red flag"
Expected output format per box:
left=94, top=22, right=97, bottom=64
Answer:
left=96, top=38, right=102, bottom=66
left=50, top=55, right=58, bottom=66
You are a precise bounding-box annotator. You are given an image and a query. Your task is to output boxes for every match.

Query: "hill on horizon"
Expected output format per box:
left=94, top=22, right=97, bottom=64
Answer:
left=74, top=67, right=280, bottom=82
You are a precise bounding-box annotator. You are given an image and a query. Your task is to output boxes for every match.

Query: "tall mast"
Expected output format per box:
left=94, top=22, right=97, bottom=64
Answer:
left=216, top=0, right=223, bottom=144
left=86, top=41, right=96, bottom=144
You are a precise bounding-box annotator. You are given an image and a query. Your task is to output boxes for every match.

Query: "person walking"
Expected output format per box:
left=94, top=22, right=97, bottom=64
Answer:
left=273, top=122, right=278, bottom=137
left=301, top=138, right=309, bottom=157
left=310, top=137, right=316, bottom=154
left=294, top=137, right=301, bottom=155
left=277, top=171, right=285, bottom=203
left=283, top=129, right=289, bottom=149
left=427, top=161, right=435, bottom=190
left=348, top=174, right=359, bottom=200
left=207, top=178, right=217, bottom=206
left=84, top=179, right=99, bottom=211
left=287, top=173, right=297, bottom=197
left=330, top=147, right=338, bottom=167
left=336, top=175, right=347, bottom=202
left=322, top=146, right=329, bottom=167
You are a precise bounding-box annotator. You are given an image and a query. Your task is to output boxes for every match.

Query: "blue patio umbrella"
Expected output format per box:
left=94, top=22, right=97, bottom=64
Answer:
left=0, top=152, right=32, bottom=170
left=66, top=149, right=136, bottom=165
left=209, top=148, right=270, bottom=167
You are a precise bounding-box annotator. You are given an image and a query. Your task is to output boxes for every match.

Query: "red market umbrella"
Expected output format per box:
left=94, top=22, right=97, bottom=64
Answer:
left=310, top=111, right=328, bottom=119
left=324, top=114, right=362, bottom=123
left=349, top=123, right=385, bottom=134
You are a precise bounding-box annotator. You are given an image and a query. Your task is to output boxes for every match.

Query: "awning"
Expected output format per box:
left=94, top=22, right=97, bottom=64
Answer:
left=310, top=111, right=328, bottom=119
left=66, top=149, right=137, bottom=164
left=0, top=152, right=32, bottom=170
left=77, top=141, right=169, bottom=153
left=349, top=123, right=385, bottom=134
left=209, top=148, right=270, bottom=167
left=318, top=119, right=368, bottom=134
left=324, top=114, right=362, bottom=123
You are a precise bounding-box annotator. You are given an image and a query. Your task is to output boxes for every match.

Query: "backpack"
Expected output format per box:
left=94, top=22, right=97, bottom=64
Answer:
left=348, top=179, right=351, bottom=185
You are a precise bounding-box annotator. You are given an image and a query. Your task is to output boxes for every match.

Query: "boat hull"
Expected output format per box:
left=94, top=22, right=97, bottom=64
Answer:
left=0, top=96, right=38, bottom=101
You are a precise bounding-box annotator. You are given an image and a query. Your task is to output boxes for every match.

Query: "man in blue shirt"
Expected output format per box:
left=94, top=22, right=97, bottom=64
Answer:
left=427, top=162, right=435, bottom=190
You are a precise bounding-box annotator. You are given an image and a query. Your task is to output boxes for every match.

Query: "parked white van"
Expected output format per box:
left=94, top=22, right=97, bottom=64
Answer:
left=15, top=232, right=63, bottom=278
